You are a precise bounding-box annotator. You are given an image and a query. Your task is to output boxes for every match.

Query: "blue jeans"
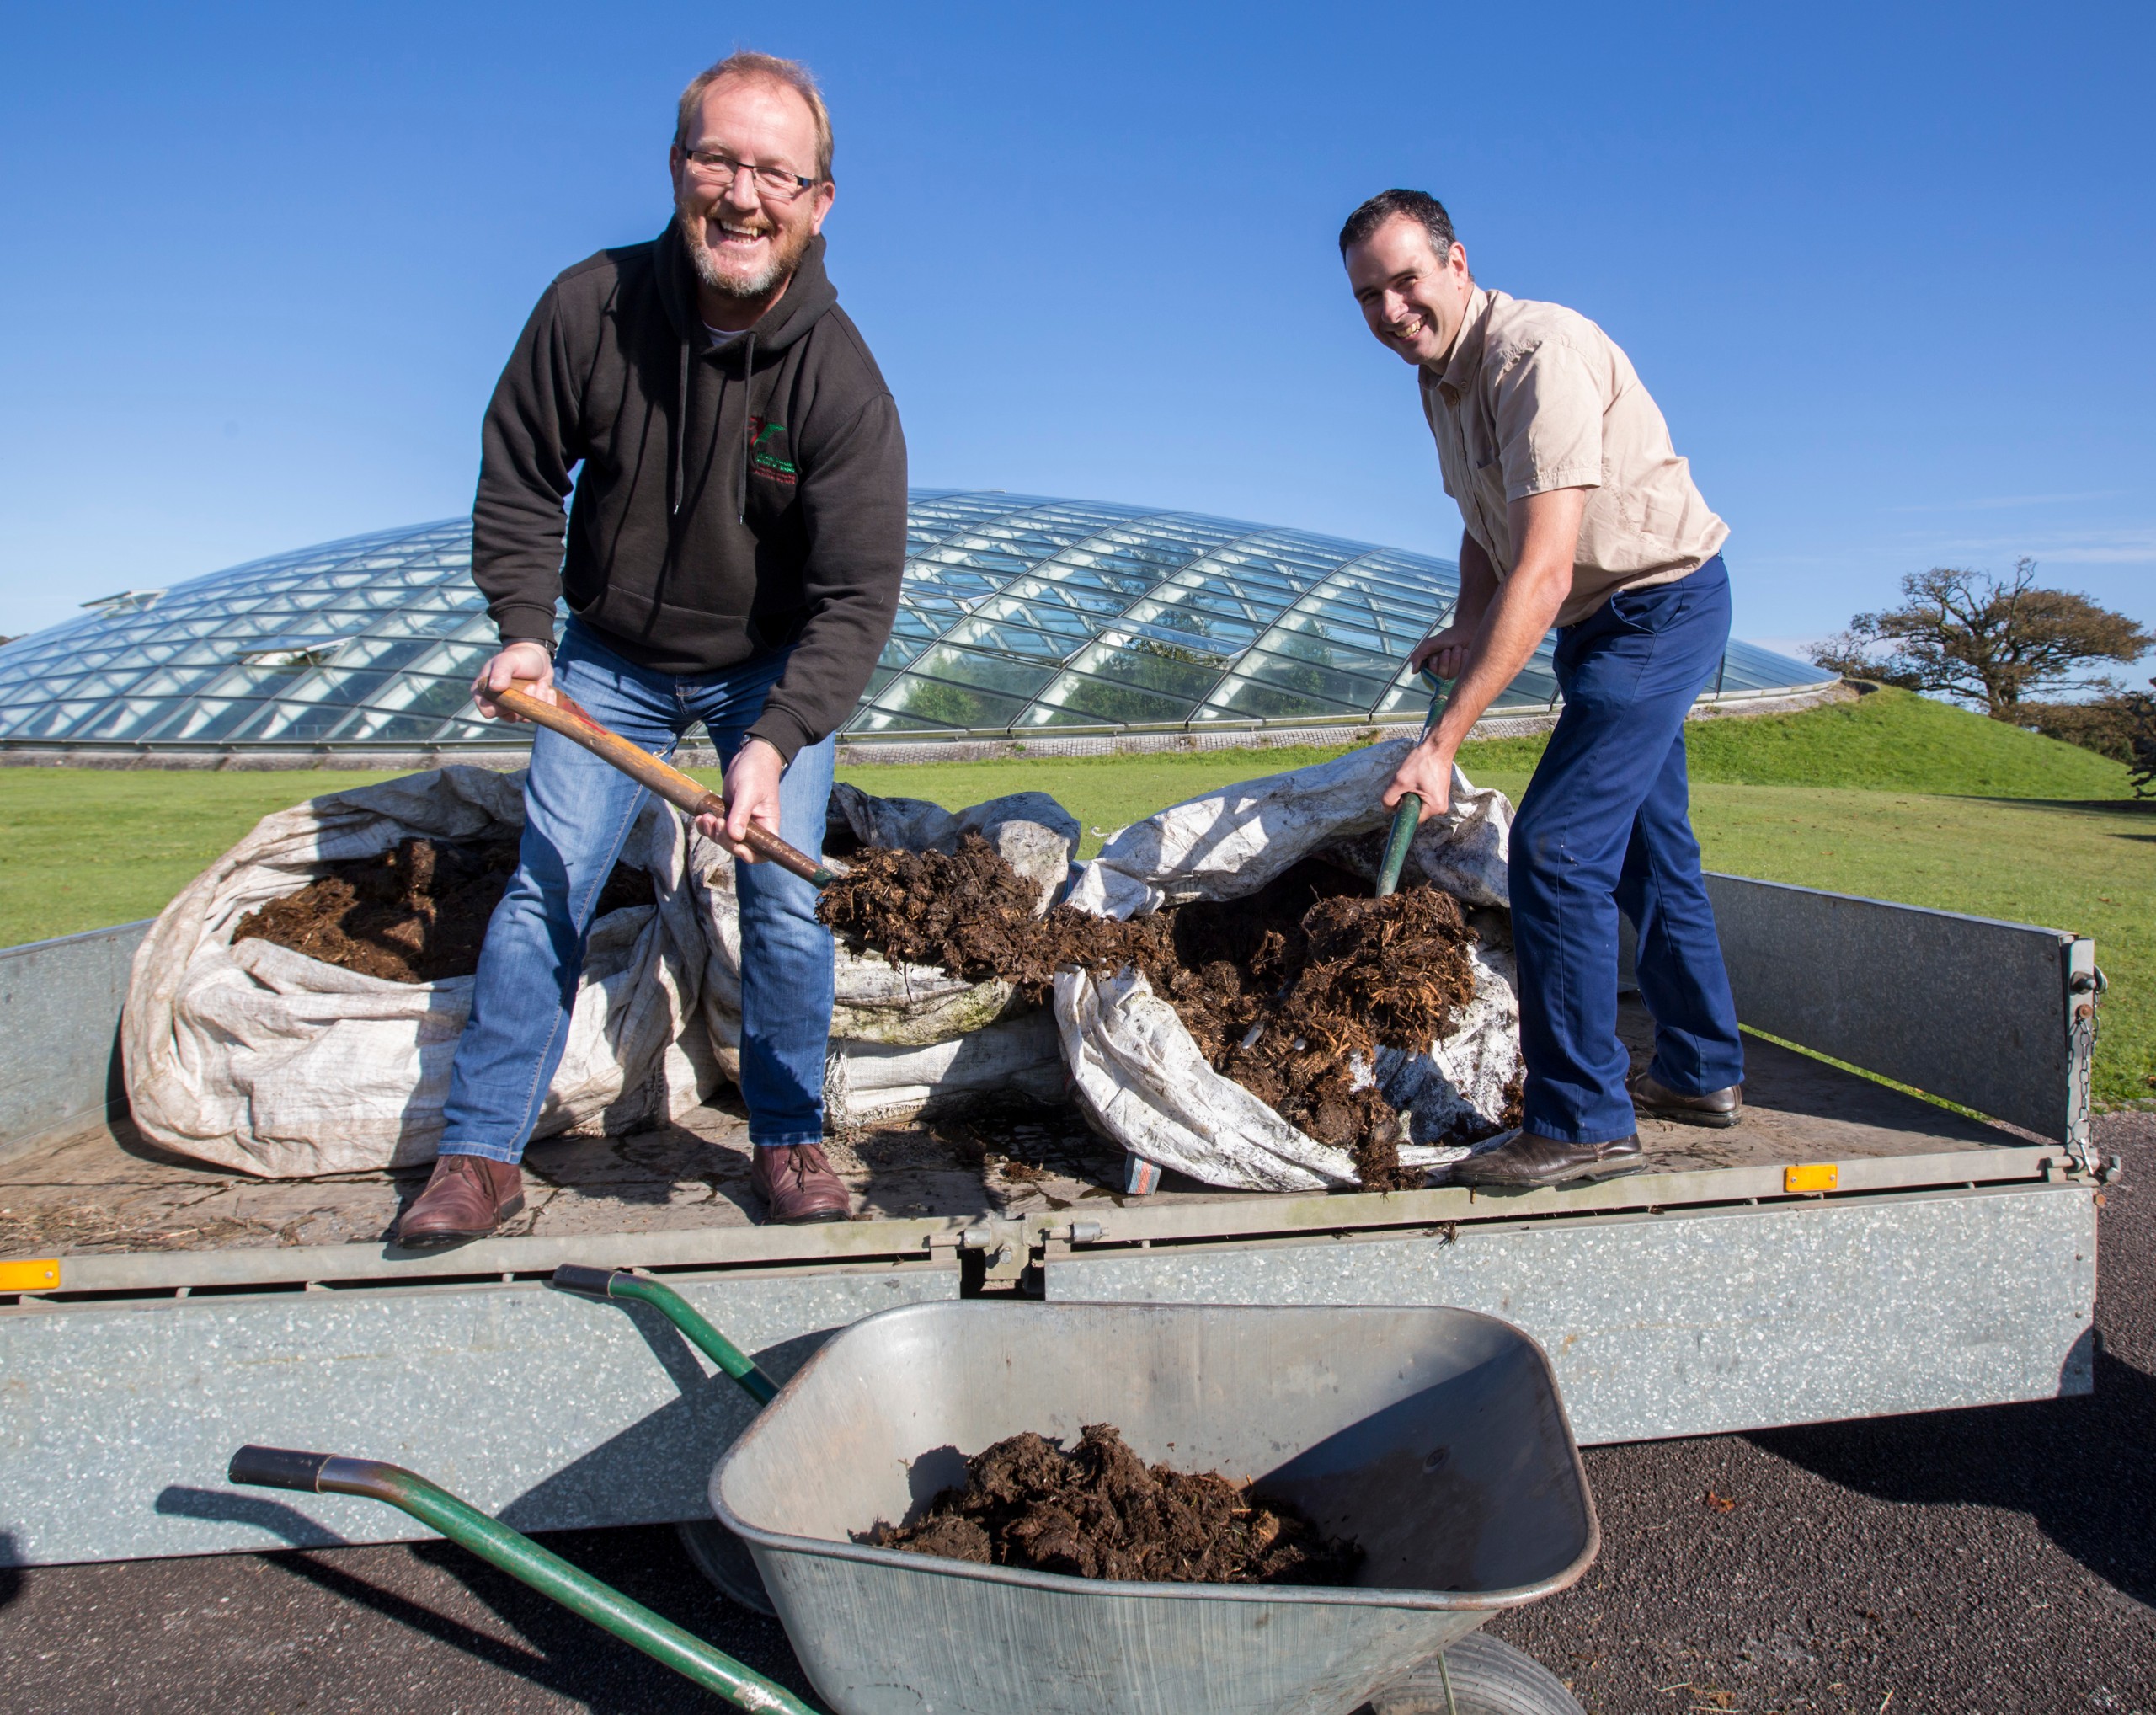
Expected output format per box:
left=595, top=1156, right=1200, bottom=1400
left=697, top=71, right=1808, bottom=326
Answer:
left=1508, top=557, right=1745, bottom=1144
left=440, top=621, right=836, bottom=1161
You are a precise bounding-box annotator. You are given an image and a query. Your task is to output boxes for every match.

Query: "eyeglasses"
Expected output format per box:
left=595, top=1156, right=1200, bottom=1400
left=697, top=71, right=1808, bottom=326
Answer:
left=681, top=147, right=820, bottom=202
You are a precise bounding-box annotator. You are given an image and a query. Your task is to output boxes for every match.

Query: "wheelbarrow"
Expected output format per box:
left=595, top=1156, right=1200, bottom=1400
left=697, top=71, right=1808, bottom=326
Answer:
left=231, top=1280, right=1598, bottom=1715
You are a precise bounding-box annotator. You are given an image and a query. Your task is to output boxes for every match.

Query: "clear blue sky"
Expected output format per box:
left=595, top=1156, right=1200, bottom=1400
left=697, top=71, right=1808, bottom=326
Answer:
left=3, top=0, right=2149, bottom=660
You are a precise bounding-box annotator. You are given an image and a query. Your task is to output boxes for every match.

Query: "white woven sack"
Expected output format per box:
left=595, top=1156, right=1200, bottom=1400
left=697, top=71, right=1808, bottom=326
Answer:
left=691, top=784, right=1078, bottom=1127
left=1054, top=740, right=1523, bottom=1192
left=123, top=766, right=714, bottom=1178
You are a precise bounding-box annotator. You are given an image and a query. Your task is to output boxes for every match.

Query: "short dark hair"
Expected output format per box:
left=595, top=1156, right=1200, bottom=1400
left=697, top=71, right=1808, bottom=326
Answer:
left=1338, top=189, right=1459, bottom=257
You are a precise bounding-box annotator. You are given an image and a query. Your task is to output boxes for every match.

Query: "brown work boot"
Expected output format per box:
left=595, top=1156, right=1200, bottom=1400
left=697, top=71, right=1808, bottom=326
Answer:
left=1452, top=1130, right=1644, bottom=1189
left=750, top=1144, right=851, bottom=1224
left=397, top=1154, right=526, bottom=1246
left=1629, top=1068, right=1743, bottom=1129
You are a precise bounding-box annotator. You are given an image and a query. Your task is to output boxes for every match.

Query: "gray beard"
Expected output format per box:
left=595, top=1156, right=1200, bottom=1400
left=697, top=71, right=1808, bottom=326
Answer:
left=675, top=205, right=803, bottom=301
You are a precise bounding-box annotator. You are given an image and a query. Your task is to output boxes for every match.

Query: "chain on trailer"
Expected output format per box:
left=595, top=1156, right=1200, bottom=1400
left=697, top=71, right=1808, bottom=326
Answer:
left=2069, top=964, right=2117, bottom=1182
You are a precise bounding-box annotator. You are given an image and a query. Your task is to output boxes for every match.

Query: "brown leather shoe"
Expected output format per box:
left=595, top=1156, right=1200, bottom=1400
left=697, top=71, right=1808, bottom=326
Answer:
left=1452, top=1130, right=1644, bottom=1188
left=1629, top=1068, right=1743, bottom=1129
left=750, top=1144, right=851, bottom=1224
left=398, top=1155, right=526, bottom=1247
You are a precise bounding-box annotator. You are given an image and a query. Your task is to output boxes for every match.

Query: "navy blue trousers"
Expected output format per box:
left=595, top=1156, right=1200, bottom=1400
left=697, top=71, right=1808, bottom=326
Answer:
left=1508, top=556, right=1745, bottom=1144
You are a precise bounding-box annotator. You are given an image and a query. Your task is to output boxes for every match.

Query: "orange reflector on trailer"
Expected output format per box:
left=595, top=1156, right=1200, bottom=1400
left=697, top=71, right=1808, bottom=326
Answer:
left=1784, top=1163, right=1838, bottom=1194
left=0, top=1258, right=61, bottom=1292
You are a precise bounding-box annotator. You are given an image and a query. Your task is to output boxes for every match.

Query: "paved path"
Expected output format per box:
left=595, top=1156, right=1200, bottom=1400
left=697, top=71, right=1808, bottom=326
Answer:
left=5, top=1116, right=2150, bottom=1715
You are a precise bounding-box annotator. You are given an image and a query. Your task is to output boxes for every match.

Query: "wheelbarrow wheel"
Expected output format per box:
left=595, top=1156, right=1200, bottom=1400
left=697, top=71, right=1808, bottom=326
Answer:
left=675, top=1518, right=777, bottom=1616
left=1364, top=1632, right=1584, bottom=1715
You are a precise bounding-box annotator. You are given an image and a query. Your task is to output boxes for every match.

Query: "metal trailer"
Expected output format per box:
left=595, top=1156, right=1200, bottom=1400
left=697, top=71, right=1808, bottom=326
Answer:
left=0, top=872, right=2111, bottom=1573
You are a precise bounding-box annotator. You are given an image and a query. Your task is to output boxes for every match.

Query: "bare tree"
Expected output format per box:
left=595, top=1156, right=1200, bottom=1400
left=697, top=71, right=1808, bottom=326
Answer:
left=1809, top=559, right=2153, bottom=719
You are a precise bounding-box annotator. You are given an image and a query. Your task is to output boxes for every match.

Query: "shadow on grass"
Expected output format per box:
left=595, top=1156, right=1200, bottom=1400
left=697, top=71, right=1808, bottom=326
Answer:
left=1964, top=796, right=2155, bottom=816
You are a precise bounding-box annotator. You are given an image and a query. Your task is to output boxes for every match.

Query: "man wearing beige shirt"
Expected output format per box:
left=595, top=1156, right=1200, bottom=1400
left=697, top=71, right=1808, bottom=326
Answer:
left=1342, top=189, right=1745, bottom=1188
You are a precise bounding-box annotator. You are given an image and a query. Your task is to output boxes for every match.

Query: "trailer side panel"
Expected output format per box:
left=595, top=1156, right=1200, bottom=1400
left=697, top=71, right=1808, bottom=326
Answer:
left=0, top=920, right=148, bottom=1166
left=0, top=1264, right=956, bottom=1567
left=1049, top=1182, right=2097, bottom=1444
left=1699, top=875, right=2093, bottom=1150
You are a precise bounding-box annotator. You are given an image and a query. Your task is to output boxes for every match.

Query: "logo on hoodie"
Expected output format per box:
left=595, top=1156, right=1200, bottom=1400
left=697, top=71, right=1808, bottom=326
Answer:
left=749, top=417, right=798, bottom=485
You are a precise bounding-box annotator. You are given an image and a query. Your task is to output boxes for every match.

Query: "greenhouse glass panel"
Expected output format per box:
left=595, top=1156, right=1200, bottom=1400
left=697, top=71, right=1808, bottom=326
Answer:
left=940, top=617, right=1075, bottom=661
left=901, top=644, right=1057, bottom=700
left=1063, top=636, right=1225, bottom=703
left=977, top=580, right=1123, bottom=631
left=21, top=702, right=109, bottom=738
left=1200, top=676, right=1364, bottom=723
left=1213, top=646, right=1392, bottom=711
left=1491, top=666, right=1562, bottom=710
left=231, top=697, right=359, bottom=743
left=858, top=673, right=1031, bottom=731
left=150, top=698, right=272, bottom=743
left=1027, top=671, right=1194, bottom=728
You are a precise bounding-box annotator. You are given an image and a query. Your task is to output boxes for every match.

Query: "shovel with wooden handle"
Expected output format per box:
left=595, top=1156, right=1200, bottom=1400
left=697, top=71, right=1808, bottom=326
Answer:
left=488, top=679, right=841, bottom=887
left=1374, top=670, right=1453, bottom=899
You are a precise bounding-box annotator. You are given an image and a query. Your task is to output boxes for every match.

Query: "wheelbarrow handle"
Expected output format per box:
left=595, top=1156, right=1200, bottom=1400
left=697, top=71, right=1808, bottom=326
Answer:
left=228, top=1446, right=814, bottom=1714
left=552, top=1265, right=780, bottom=1407
left=490, top=680, right=839, bottom=889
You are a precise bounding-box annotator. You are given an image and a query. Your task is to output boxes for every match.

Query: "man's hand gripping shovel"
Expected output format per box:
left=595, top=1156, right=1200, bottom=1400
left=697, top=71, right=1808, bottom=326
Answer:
left=489, top=681, right=839, bottom=887
left=1374, top=668, right=1452, bottom=898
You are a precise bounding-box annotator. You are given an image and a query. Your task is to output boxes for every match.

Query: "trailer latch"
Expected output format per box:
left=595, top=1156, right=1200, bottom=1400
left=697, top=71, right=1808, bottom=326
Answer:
left=1043, top=1221, right=1104, bottom=1247
left=2066, top=964, right=2108, bottom=1178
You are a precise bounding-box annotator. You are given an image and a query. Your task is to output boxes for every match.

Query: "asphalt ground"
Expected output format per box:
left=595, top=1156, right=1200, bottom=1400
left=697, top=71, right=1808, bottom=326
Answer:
left=4, top=1114, right=2150, bottom=1715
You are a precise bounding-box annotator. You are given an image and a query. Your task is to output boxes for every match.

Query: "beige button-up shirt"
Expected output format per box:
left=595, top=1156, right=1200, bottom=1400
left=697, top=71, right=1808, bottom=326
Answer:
left=1419, top=287, right=1728, bottom=628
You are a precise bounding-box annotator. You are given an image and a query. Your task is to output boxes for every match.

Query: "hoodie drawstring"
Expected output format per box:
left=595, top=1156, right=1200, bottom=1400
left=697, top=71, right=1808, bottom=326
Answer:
left=739, top=330, right=755, bottom=525
left=671, top=338, right=689, bottom=517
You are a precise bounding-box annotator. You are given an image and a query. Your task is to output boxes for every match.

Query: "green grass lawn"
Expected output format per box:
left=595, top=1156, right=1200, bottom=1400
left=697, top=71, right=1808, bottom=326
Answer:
left=3, top=686, right=2146, bottom=1105
left=0, top=768, right=406, bottom=948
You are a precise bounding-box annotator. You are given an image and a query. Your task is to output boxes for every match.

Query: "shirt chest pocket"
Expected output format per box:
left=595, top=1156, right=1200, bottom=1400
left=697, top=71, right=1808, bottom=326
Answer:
left=1460, top=404, right=1501, bottom=476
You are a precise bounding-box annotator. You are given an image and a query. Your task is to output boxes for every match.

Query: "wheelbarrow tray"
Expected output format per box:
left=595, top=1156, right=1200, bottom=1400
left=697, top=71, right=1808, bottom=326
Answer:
left=712, top=1300, right=1598, bottom=1715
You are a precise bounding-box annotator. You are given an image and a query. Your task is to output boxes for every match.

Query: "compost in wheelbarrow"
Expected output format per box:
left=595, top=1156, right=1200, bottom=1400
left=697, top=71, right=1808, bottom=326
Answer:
left=867, top=1418, right=1367, bottom=1584
left=231, top=1289, right=1595, bottom=1715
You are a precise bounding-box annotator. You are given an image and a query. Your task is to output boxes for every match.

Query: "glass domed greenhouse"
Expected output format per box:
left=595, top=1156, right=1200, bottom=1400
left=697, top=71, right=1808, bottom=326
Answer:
left=0, top=491, right=1832, bottom=757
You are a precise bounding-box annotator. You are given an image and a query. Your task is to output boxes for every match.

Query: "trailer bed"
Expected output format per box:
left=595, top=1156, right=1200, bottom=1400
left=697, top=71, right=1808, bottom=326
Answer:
left=0, top=998, right=2041, bottom=1271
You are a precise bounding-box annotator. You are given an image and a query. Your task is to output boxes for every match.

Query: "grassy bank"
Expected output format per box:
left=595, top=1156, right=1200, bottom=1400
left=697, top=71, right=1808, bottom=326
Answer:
left=1449, top=685, right=2133, bottom=799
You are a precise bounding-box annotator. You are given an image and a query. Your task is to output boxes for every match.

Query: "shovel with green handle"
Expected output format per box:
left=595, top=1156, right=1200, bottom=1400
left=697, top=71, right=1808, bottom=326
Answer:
left=1374, top=669, right=1453, bottom=898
